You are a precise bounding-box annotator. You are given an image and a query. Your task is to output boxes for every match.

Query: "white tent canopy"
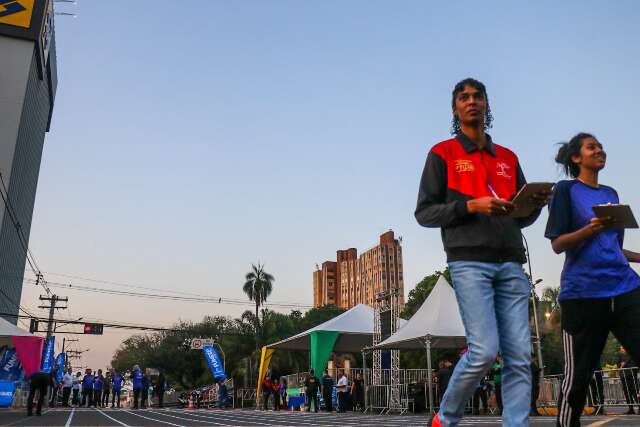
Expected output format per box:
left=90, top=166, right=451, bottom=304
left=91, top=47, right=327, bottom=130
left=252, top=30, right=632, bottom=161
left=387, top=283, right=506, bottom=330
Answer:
left=372, top=275, right=466, bottom=350
left=268, top=304, right=407, bottom=353
left=0, top=316, right=33, bottom=347
left=0, top=317, right=32, bottom=338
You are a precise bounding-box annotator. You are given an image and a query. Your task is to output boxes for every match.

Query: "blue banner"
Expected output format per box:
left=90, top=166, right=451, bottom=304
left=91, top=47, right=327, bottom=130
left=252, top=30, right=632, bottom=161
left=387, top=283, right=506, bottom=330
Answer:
left=54, top=353, right=65, bottom=383
left=0, top=347, right=23, bottom=382
left=0, top=381, right=16, bottom=408
left=40, top=337, right=55, bottom=373
left=203, top=345, right=226, bottom=381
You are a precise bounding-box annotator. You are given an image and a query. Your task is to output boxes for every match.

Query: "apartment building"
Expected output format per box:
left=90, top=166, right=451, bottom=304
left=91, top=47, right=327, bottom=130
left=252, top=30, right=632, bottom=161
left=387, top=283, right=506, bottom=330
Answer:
left=313, top=230, right=404, bottom=309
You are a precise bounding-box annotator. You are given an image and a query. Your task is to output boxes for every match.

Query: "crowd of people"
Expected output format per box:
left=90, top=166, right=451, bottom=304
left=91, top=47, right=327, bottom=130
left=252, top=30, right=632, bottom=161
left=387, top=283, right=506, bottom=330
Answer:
left=260, top=369, right=365, bottom=413
left=26, top=364, right=168, bottom=416
left=260, top=376, right=288, bottom=410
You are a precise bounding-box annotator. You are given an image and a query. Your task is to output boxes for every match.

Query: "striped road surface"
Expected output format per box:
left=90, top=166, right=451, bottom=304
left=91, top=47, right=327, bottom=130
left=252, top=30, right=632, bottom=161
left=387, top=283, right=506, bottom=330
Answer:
left=1, top=407, right=638, bottom=426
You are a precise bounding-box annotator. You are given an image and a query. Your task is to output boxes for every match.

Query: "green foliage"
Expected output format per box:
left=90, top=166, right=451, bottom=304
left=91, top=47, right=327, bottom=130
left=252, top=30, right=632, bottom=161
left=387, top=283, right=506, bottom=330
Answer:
left=111, top=316, right=255, bottom=390
left=110, top=304, right=347, bottom=390
left=243, top=263, right=275, bottom=343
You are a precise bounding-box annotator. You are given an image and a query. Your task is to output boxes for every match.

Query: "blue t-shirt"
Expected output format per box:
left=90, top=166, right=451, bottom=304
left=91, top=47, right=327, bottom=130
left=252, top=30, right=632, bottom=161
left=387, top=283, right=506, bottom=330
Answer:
left=113, top=375, right=123, bottom=391
left=545, top=180, right=640, bottom=300
left=94, top=375, right=103, bottom=390
left=82, top=374, right=94, bottom=390
left=132, top=370, right=143, bottom=389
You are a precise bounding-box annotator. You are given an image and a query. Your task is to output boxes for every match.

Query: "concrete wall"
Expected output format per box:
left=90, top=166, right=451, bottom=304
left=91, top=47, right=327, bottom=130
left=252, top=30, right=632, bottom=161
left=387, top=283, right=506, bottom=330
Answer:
left=0, top=35, right=52, bottom=323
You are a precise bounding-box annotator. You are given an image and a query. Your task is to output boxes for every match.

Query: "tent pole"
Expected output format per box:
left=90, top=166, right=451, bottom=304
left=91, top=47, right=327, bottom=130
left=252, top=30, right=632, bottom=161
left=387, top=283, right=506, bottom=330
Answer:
left=425, top=337, right=435, bottom=415
left=362, top=349, right=368, bottom=412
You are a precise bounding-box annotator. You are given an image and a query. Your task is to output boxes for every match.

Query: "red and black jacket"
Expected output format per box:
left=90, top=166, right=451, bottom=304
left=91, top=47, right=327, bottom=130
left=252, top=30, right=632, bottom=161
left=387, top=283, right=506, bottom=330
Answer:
left=415, top=133, right=540, bottom=263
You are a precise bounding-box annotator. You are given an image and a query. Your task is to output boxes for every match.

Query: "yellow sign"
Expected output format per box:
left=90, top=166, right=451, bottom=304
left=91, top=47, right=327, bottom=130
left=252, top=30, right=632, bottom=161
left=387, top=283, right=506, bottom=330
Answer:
left=0, top=0, right=35, bottom=29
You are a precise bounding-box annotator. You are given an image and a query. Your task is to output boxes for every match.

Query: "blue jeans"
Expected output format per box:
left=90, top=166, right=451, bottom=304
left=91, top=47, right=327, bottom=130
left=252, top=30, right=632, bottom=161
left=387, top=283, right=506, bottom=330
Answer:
left=439, top=261, right=531, bottom=427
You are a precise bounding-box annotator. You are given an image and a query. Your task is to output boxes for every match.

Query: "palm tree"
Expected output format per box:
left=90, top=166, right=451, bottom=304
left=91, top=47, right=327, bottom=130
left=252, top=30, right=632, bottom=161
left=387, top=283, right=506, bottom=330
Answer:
left=243, top=263, right=275, bottom=343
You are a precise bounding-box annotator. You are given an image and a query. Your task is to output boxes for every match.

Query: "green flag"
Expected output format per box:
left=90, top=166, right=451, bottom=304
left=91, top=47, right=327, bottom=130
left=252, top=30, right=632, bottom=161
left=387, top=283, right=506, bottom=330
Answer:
left=310, top=331, right=339, bottom=377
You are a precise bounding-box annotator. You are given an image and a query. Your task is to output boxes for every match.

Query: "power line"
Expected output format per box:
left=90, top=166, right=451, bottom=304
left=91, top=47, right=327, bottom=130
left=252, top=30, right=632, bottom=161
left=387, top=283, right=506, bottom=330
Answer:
left=40, top=271, right=311, bottom=308
left=0, top=312, right=255, bottom=336
left=0, top=172, right=50, bottom=295
left=0, top=285, right=35, bottom=318
left=22, top=278, right=313, bottom=309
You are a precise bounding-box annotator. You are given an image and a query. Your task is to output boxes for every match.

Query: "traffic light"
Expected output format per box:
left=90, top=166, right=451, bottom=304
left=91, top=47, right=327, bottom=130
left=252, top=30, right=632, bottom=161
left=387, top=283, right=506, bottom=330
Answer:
left=83, top=323, right=103, bottom=335
left=29, top=319, right=38, bottom=333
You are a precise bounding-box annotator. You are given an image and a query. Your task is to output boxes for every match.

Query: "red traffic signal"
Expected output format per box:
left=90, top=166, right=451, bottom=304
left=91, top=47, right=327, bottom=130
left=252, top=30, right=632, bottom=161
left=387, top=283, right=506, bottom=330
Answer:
left=83, top=323, right=103, bottom=335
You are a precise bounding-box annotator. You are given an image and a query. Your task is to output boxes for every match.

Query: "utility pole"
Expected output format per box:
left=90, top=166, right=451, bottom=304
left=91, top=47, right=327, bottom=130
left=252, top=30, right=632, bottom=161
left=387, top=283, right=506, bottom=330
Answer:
left=62, top=338, right=78, bottom=370
left=62, top=338, right=78, bottom=353
left=38, top=294, right=68, bottom=341
left=66, top=348, right=89, bottom=371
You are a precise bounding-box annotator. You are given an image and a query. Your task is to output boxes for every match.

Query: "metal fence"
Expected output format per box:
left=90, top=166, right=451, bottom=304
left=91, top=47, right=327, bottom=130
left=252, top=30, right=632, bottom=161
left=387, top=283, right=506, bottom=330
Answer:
left=237, top=388, right=256, bottom=408
left=538, top=368, right=639, bottom=410
left=180, top=378, right=234, bottom=409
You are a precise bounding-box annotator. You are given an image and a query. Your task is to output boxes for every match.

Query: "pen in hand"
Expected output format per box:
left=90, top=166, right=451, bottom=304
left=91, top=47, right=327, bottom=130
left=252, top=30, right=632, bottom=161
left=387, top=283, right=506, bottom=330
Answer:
left=488, top=184, right=508, bottom=213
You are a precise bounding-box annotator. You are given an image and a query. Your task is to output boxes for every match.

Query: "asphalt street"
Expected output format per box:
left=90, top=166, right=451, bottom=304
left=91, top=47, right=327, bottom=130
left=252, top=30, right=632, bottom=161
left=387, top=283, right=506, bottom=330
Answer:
left=1, top=408, right=640, bottom=427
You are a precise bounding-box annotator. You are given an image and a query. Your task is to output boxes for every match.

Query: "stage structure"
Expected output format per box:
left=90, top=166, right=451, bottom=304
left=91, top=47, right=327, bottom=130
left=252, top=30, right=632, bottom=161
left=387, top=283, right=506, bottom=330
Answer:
left=373, top=287, right=402, bottom=410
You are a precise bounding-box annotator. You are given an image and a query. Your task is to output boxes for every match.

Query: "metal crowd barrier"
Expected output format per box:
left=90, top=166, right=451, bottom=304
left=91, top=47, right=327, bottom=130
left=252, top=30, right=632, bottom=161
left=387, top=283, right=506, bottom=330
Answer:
left=237, top=388, right=256, bottom=408
left=273, top=367, right=639, bottom=415
left=183, top=378, right=234, bottom=409
left=534, top=368, right=639, bottom=412
left=365, top=384, right=390, bottom=414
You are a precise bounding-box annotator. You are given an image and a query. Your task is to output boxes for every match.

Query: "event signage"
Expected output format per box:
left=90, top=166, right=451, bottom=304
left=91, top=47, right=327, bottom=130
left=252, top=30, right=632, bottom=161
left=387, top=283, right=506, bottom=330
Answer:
left=190, top=338, right=214, bottom=350
left=0, top=348, right=23, bottom=382
left=40, top=336, right=54, bottom=373
left=0, top=0, right=35, bottom=28
left=0, top=381, right=16, bottom=408
left=54, top=353, right=65, bottom=383
left=202, top=345, right=225, bottom=381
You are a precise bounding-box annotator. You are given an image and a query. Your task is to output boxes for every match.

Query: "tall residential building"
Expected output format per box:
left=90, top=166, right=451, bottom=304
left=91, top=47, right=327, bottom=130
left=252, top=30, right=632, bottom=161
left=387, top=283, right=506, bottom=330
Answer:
left=313, top=261, right=338, bottom=308
left=0, top=1, right=58, bottom=323
left=313, top=230, right=404, bottom=309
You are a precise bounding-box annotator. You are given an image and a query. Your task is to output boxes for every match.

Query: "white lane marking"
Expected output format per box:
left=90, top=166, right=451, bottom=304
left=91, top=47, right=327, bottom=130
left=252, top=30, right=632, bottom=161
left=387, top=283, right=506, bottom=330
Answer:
left=167, top=408, right=413, bottom=426
left=95, top=408, right=130, bottom=426
left=64, top=408, right=75, bottom=427
left=585, top=419, right=615, bottom=427
left=164, top=409, right=271, bottom=425
left=146, top=410, right=220, bottom=425
left=2, top=409, right=52, bottom=426
left=123, top=409, right=185, bottom=426
left=167, top=408, right=329, bottom=426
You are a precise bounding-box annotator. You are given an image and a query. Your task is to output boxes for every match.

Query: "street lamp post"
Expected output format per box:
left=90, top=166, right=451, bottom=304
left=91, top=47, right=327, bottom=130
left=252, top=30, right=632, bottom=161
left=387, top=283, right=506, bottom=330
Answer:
left=214, top=342, right=226, bottom=370
left=530, top=278, right=545, bottom=378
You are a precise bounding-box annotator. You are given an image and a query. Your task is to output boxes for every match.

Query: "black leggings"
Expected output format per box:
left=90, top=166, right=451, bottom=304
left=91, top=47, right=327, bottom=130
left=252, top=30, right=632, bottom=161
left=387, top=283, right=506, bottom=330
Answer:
left=557, top=287, right=640, bottom=427
left=112, top=390, right=121, bottom=407
left=133, top=388, right=141, bottom=409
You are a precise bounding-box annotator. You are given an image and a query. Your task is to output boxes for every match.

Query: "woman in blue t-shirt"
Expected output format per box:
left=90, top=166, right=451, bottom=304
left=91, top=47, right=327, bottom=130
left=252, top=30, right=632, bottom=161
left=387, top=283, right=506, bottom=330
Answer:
left=545, top=132, right=640, bottom=427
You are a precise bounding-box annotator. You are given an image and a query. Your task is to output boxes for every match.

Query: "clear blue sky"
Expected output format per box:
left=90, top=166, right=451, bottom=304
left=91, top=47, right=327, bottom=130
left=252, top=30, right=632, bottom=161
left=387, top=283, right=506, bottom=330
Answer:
left=20, top=0, right=640, bottom=369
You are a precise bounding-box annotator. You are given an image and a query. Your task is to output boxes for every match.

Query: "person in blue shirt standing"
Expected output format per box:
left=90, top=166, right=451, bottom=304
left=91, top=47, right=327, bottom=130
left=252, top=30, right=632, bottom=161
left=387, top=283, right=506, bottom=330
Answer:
left=93, top=369, right=104, bottom=408
left=111, top=371, right=124, bottom=408
left=81, top=369, right=94, bottom=407
left=545, top=132, right=640, bottom=427
left=131, top=365, right=143, bottom=409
